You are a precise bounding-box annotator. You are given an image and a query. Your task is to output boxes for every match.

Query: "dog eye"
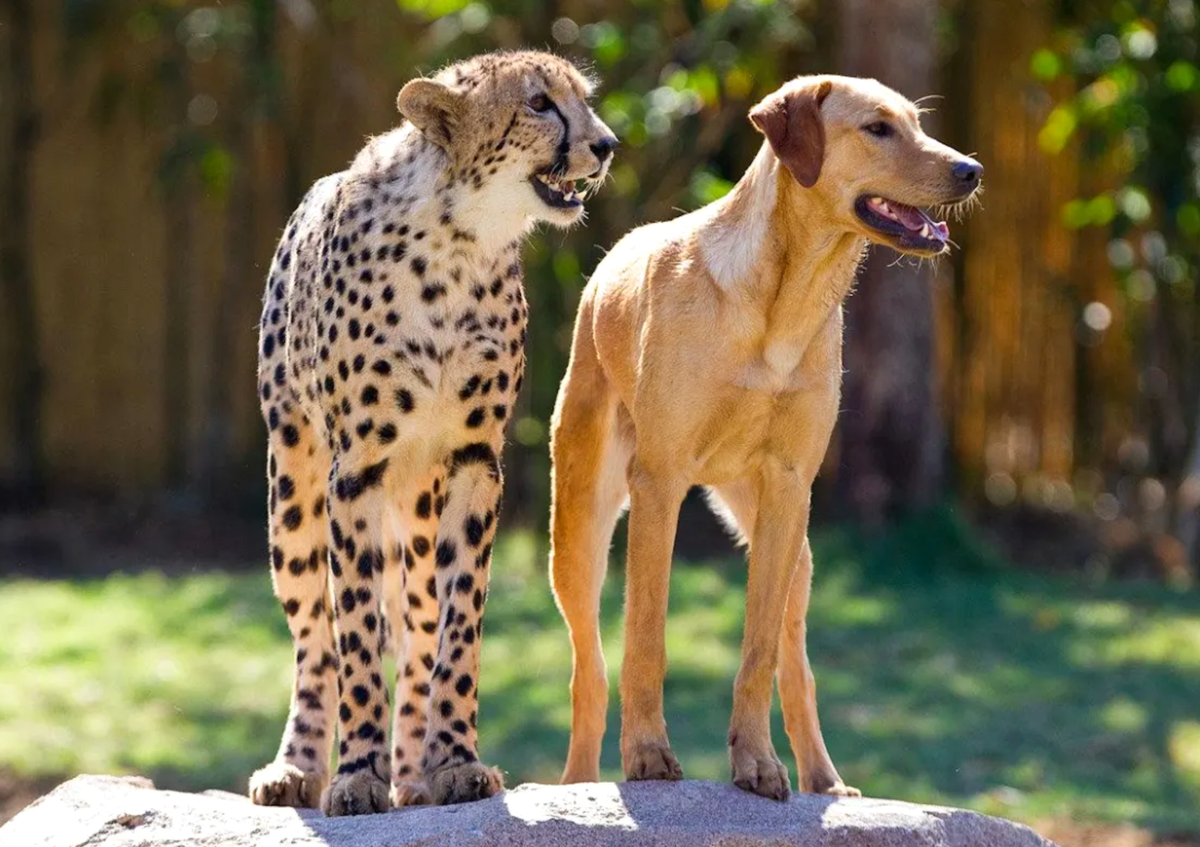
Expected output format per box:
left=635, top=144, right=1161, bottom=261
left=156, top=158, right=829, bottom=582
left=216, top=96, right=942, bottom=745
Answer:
left=863, top=121, right=893, bottom=138
left=528, top=93, right=552, bottom=113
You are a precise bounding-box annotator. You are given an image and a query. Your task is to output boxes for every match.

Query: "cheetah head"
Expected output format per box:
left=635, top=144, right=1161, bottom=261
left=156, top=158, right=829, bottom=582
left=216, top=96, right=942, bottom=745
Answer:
left=397, top=51, right=617, bottom=229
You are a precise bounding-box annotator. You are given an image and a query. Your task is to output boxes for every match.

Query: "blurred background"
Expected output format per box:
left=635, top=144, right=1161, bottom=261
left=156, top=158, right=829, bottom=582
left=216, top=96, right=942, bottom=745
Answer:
left=1, top=0, right=1199, bottom=844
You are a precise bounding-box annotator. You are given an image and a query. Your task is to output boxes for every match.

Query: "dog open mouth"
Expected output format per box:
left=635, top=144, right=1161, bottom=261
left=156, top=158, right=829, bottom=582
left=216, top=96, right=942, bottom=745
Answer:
left=854, top=195, right=950, bottom=254
left=530, top=172, right=585, bottom=210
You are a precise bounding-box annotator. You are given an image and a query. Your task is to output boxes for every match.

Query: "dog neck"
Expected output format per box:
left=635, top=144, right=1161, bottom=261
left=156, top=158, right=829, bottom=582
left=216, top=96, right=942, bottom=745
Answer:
left=701, top=142, right=868, bottom=382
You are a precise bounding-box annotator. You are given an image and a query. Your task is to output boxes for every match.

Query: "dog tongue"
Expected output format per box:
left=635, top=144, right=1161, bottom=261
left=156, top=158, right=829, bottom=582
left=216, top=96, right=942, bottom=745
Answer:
left=892, top=203, right=925, bottom=230
left=893, top=202, right=950, bottom=240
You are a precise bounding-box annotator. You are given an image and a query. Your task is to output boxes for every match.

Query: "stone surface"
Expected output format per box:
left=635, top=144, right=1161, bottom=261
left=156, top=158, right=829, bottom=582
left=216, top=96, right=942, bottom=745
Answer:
left=0, top=774, right=1057, bottom=847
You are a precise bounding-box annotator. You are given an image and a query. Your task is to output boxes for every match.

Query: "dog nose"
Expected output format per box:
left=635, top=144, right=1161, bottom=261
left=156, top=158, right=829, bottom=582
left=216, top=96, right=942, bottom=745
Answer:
left=590, top=136, right=618, bottom=162
left=952, top=158, right=983, bottom=185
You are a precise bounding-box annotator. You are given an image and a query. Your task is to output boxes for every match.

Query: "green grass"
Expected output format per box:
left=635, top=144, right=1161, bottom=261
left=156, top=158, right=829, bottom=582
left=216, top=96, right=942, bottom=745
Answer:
left=2, top=511, right=1199, bottom=833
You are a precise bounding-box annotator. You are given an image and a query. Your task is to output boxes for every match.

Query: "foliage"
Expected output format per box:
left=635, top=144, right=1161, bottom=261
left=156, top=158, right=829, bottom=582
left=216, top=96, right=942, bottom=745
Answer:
left=3, top=521, right=1200, bottom=830
left=1036, top=0, right=1200, bottom=486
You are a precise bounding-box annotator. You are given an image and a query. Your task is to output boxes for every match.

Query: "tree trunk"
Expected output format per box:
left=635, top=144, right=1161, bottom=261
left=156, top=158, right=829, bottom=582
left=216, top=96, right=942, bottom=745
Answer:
left=832, top=0, right=943, bottom=527
left=0, top=0, right=47, bottom=507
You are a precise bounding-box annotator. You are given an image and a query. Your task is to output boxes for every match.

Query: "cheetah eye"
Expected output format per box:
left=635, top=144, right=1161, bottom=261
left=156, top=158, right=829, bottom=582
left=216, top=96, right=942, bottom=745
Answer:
left=863, top=121, right=894, bottom=138
left=527, top=93, right=552, bottom=113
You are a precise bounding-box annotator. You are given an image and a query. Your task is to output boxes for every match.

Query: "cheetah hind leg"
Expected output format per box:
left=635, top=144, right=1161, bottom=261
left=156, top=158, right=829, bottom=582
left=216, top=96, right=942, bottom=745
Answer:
left=420, top=447, right=506, bottom=806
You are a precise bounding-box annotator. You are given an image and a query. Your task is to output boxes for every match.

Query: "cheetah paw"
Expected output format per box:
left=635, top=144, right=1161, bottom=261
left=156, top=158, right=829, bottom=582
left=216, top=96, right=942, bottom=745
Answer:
left=390, top=780, right=433, bottom=807
left=248, top=762, right=326, bottom=809
left=428, top=762, right=503, bottom=805
left=320, top=770, right=390, bottom=816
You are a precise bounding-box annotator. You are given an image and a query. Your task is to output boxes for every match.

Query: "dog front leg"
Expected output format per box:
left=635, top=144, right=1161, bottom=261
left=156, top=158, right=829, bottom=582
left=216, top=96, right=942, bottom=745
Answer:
left=619, top=462, right=687, bottom=782
left=728, top=463, right=810, bottom=801
left=777, top=538, right=859, bottom=796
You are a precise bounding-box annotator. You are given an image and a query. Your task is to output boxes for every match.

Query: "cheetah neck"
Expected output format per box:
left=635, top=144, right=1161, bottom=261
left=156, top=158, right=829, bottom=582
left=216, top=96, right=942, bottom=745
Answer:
left=359, top=126, right=538, bottom=261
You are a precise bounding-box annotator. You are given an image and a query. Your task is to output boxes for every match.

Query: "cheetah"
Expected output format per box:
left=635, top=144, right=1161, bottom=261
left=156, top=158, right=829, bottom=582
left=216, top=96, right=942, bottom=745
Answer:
left=247, top=50, right=616, bottom=815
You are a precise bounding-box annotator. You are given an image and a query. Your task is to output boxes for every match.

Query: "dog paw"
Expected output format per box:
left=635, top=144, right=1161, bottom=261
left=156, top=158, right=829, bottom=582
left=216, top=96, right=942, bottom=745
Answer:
left=320, top=770, right=390, bottom=816
left=730, top=741, right=791, bottom=801
left=248, top=762, right=326, bottom=808
left=623, top=740, right=684, bottom=782
left=390, top=780, right=433, bottom=807
left=427, top=762, right=504, bottom=805
left=807, top=776, right=860, bottom=797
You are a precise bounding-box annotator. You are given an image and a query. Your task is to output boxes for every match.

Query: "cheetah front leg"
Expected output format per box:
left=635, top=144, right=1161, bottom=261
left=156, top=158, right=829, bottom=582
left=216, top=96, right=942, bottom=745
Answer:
left=320, top=457, right=393, bottom=817
left=249, top=428, right=339, bottom=809
left=420, top=441, right=505, bottom=805
left=382, top=470, right=445, bottom=808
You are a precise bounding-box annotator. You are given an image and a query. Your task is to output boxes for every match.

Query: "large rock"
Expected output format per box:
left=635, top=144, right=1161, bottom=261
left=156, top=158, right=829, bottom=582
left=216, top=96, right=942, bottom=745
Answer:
left=0, top=774, right=1056, bottom=847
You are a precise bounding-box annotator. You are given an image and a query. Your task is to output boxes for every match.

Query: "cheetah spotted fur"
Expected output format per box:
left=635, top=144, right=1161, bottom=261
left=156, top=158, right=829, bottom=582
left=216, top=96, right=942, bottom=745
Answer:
left=247, top=50, right=616, bottom=815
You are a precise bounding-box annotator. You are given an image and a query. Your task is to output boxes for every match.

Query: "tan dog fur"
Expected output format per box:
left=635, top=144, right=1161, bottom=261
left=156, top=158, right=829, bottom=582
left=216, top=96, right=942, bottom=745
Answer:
left=549, top=75, right=982, bottom=800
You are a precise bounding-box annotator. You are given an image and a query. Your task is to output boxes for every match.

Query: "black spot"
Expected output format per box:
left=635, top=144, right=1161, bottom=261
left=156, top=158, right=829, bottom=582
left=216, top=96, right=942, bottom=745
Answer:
left=352, top=685, right=370, bottom=706
left=361, top=385, right=379, bottom=405
left=465, top=408, right=486, bottom=428
left=335, top=458, right=390, bottom=501
left=395, top=389, right=415, bottom=413
left=449, top=442, right=500, bottom=481
left=281, top=424, right=300, bottom=448
left=282, top=505, right=303, bottom=531
left=378, top=423, right=397, bottom=444
left=357, top=550, right=382, bottom=578
left=464, top=515, right=484, bottom=547
left=455, top=675, right=473, bottom=696
left=416, top=492, right=432, bottom=520
left=411, top=257, right=426, bottom=276
left=435, top=540, right=457, bottom=569
left=412, top=536, right=431, bottom=557
left=459, top=375, right=481, bottom=400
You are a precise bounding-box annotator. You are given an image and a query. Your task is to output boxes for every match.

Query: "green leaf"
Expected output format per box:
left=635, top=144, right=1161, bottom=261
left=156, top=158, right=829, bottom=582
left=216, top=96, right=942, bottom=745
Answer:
left=1165, top=61, right=1198, bottom=92
left=1030, top=48, right=1061, bottom=81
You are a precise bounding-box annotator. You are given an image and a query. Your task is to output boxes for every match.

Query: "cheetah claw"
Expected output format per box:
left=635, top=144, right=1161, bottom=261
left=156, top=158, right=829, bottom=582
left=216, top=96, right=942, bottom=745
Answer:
left=321, top=770, right=390, bottom=816
left=427, top=762, right=503, bottom=805
left=390, top=780, right=433, bottom=807
left=249, top=761, right=327, bottom=809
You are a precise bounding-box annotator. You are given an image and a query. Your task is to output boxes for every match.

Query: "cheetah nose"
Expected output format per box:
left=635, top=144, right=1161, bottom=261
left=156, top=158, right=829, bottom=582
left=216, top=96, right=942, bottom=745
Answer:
left=590, top=136, right=618, bottom=163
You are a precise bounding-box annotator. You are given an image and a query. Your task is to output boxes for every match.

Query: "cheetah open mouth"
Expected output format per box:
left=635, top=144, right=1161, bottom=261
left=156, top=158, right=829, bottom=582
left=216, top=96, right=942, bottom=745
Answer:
left=854, top=195, right=950, bottom=255
left=530, top=172, right=585, bottom=210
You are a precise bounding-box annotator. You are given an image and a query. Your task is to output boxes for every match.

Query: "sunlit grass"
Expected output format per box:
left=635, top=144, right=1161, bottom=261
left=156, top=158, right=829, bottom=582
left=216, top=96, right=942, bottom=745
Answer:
left=2, top=511, right=1199, bottom=833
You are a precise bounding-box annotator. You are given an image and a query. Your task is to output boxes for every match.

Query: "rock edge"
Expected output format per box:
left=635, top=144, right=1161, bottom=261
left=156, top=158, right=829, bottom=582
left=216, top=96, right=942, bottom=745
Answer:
left=0, top=774, right=1058, bottom=847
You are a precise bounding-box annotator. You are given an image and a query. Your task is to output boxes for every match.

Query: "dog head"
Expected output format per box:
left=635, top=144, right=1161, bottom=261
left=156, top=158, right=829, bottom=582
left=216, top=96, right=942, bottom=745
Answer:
left=398, top=50, right=618, bottom=230
left=750, top=74, right=982, bottom=257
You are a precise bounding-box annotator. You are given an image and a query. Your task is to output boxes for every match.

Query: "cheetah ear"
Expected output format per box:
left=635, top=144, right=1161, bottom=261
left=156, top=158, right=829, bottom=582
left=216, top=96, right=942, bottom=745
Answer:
left=397, top=79, right=463, bottom=150
left=749, top=78, right=833, bottom=189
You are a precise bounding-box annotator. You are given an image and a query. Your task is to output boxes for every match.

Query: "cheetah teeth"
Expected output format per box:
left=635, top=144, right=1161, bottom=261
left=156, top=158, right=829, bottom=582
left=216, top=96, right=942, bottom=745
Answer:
left=535, top=173, right=581, bottom=202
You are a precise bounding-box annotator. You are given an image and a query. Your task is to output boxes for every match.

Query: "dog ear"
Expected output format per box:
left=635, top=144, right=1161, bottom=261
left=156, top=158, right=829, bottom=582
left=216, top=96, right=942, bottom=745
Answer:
left=749, top=79, right=833, bottom=189
left=397, top=79, right=463, bottom=150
